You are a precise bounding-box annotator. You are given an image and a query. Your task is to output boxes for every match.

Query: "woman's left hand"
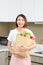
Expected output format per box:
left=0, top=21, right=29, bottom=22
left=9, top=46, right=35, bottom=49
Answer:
left=18, top=46, right=29, bottom=52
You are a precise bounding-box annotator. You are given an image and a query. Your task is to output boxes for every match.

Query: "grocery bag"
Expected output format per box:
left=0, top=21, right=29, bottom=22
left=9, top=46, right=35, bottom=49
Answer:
left=13, top=32, right=34, bottom=57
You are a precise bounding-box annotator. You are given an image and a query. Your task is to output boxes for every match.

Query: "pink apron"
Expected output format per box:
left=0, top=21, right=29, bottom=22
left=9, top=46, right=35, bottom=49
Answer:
left=10, top=55, right=31, bottom=65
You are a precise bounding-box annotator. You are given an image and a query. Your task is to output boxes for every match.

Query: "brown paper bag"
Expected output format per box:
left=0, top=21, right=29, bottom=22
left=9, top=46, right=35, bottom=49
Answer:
left=13, top=35, right=34, bottom=57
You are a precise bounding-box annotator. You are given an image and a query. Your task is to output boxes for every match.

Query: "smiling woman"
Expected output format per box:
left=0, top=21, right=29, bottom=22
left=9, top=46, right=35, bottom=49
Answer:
left=16, top=14, right=28, bottom=27
left=7, top=14, right=36, bottom=65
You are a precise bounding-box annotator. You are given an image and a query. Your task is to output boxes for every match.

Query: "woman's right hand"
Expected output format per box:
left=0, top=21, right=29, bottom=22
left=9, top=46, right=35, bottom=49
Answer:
left=7, top=40, right=15, bottom=55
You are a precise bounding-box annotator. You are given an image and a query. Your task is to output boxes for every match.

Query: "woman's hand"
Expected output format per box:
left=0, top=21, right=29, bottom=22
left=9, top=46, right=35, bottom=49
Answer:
left=16, top=46, right=29, bottom=52
left=7, top=40, right=15, bottom=55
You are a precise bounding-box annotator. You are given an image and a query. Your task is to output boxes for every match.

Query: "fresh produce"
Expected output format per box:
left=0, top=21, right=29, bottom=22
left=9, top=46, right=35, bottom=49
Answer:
left=17, top=31, right=35, bottom=40
left=18, top=31, right=32, bottom=37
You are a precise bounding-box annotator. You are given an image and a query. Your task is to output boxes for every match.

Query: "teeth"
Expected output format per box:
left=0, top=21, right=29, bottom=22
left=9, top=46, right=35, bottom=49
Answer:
left=19, top=23, right=22, bottom=25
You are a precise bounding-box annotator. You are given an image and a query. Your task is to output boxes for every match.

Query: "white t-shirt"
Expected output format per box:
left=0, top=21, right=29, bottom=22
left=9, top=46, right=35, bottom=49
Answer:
left=7, top=28, right=35, bottom=48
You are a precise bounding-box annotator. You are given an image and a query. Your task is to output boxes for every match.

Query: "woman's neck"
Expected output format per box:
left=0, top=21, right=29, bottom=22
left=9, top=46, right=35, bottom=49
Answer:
left=17, top=27, right=25, bottom=33
left=18, top=27, right=23, bottom=30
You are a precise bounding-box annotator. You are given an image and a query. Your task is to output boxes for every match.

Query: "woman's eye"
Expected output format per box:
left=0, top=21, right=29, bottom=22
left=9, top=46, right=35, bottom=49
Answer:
left=17, top=19, right=24, bottom=21
left=22, top=20, right=24, bottom=21
left=18, top=19, right=20, bottom=21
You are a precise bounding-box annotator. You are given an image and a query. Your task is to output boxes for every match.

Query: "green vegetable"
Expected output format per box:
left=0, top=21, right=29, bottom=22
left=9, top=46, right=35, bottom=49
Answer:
left=17, top=33, right=23, bottom=36
left=24, top=31, right=32, bottom=36
left=20, top=33, right=23, bottom=36
left=17, top=31, right=32, bottom=37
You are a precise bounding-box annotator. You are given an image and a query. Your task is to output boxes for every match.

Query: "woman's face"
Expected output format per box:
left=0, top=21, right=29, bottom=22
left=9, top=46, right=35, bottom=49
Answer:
left=17, top=16, right=25, bottom=28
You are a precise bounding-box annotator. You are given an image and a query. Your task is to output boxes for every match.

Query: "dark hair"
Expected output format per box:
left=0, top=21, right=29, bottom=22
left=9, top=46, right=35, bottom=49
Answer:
left=15, top=14, right=28, bottom=27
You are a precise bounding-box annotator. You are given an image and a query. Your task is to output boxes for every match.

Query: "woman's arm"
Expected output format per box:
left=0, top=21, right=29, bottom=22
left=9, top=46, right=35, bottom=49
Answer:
left=20, top=40, right=36, bottom=51
left=25, top=40, right=36, bottom=51
left=28, top=40, right=36, bottom=50
left=7, top=41, right=14, bottom=54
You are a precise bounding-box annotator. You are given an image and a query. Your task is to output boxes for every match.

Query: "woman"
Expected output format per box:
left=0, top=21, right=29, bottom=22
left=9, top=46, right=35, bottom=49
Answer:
left=7, top=14, right=36, bottom=65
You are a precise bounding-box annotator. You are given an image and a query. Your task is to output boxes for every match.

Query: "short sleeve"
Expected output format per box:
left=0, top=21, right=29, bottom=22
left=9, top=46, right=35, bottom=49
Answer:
left=7, top=30, right=13, bottom=42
